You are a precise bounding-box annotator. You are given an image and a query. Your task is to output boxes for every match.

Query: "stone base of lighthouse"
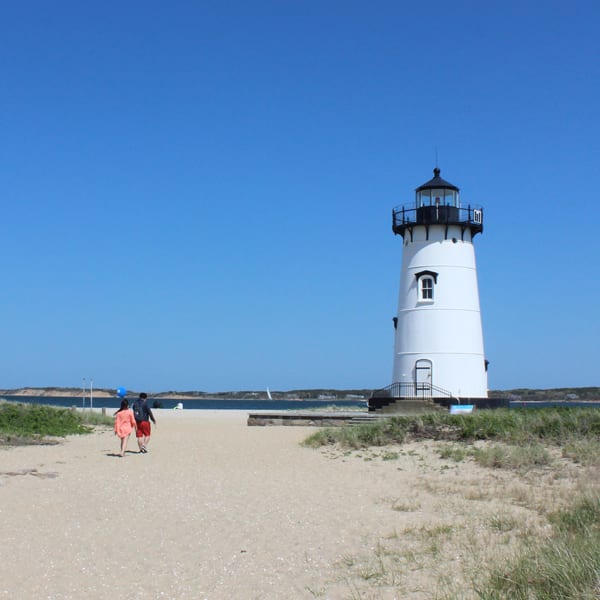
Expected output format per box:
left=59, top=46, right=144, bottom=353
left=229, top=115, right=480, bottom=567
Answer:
left=367, top=394, right=508, bottom=413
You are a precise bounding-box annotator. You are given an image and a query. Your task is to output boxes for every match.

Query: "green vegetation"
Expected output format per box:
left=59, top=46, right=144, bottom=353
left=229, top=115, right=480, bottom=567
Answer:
left=470, top=442, right=552, bottom=471
left=302, top=408, right=600, bottom=450
left=303, top=418, right=409, bottom=449
left=0, top=402, right=111, bottom=445
left=437, top=443, right=468, bottom=462
left=478, top=495, right=600, bottom=599
left=304, top=408, right=600, bottom=598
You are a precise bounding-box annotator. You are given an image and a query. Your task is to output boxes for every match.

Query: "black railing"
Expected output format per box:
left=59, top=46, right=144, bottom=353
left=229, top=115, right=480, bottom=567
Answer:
left=392, top=203, right=483, bottom=237
left=370, top=381, right=454, bottom=401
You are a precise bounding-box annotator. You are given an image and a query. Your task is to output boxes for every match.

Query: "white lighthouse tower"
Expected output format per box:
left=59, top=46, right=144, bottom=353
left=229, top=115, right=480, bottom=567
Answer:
left=388, top=168, right=488, bottom=404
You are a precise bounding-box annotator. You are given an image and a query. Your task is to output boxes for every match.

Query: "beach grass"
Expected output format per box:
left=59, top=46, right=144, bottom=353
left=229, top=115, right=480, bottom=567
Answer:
left=302, top=407, right=600, bottom=449
left=477, top=494, right=600, bottom=599
left=0, top=401, right=111, bottom=445
left=304, top=408, right=600, bottom=598
left=302, top=418, right=409, bottom=448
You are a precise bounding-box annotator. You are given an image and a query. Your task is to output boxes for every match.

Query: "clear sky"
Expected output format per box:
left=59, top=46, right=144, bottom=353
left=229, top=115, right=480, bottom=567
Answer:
left=1, top=1, right=598, bottom=393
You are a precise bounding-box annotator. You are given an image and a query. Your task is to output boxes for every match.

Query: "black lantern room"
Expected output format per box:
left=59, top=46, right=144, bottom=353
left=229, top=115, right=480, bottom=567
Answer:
left=392, top=168, right=483, bottom=240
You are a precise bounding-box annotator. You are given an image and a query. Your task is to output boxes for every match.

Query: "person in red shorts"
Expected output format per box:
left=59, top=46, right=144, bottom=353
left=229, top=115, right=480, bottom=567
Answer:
left=132, top=392, right=156, bottom=454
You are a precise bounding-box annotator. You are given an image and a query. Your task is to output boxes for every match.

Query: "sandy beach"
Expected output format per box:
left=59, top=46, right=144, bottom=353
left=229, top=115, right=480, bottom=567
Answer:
left=0, top=410, right=592, bottom=599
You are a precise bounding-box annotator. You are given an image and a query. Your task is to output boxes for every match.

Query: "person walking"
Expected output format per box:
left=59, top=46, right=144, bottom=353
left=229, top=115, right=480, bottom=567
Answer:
left=132, top=392, right=156, bottom=454
left=113, top=399, right=137, bottom=457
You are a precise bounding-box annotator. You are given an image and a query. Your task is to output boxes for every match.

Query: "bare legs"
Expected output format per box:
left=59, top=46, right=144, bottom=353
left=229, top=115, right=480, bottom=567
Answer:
left=119, top=434, right=130, bottom=457
left=137, top=435, right=150, bottom=453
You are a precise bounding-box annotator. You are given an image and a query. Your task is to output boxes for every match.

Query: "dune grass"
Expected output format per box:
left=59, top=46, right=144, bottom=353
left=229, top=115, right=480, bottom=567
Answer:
left=478, top=494, right=600, bottom=599
left=0, top=401, right=112, bottom=445
left=303, top=408, right=600, bottom=598
left=302, top=407, right=600, bottom=450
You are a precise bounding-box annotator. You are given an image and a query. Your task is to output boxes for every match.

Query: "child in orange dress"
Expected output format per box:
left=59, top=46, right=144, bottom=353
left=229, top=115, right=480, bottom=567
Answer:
left=114, top=399, right=137, bottom=457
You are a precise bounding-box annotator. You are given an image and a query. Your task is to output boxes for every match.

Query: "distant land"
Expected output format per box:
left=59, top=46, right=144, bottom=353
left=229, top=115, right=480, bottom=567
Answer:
left=0, top=386, right=598, bottom=401
left=0, top=387, right=370, bottom=400
left=487, top=387, right=600, bottom=402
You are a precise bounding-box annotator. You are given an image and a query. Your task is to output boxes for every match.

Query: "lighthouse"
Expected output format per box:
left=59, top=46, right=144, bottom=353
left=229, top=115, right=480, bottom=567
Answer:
left=386, top=168, right=488, bottom=405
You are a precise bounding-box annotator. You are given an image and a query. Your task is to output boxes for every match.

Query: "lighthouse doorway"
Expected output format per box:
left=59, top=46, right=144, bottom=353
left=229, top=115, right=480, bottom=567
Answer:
left=415, top=360, right=432, bottom=397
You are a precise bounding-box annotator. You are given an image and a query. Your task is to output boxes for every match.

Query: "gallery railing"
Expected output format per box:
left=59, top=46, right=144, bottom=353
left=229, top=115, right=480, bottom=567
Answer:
left=392, top=204, right=483, bottom=237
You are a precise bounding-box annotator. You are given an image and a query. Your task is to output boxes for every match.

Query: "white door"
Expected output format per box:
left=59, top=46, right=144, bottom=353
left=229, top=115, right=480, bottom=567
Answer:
left=415, top=360, right=432, bottom=397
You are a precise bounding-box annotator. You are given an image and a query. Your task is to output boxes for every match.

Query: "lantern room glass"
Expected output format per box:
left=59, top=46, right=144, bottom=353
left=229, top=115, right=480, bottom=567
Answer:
left=416, top=189, right=459, bottom=208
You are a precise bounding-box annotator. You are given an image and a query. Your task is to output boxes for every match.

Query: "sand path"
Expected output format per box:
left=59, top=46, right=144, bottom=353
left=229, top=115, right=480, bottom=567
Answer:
left=0, top=410, right=586, bottom=599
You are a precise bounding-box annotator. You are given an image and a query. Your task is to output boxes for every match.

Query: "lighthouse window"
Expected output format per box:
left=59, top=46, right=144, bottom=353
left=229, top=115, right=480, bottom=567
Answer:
left=420, top=277, right=434, bottom=300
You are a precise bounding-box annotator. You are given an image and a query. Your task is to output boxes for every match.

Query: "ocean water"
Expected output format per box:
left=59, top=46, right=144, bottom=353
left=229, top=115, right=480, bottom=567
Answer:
left=0, top=395, right=367, bottom=412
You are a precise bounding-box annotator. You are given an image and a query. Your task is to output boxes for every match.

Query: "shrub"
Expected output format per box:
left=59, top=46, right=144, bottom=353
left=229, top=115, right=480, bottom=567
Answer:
left=0, top=402, right=93, bottom=440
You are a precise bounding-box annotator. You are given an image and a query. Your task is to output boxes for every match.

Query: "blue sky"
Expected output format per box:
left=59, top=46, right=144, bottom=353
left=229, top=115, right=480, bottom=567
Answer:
left=1, top=1, right=598, bottom=393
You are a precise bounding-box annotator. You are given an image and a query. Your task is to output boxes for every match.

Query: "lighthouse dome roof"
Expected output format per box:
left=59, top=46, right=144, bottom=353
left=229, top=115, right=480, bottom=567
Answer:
left=415, top=168, right=459, bottom=192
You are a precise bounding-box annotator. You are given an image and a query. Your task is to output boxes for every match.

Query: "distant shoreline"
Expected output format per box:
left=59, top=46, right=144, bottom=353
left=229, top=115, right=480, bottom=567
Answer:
left=0, top=388, right=209, bottom=399
left=0, top=388, right=365, bottom=401
left=1, top=386, right=598, bottom=402
left=0, top=388, right=114, bottom=398
left=0, top=388, right=234, bottom=400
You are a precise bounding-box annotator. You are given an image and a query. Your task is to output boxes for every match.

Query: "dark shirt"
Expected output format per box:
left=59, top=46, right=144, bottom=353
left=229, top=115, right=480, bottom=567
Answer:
left=133, top=399, right=156, bottom=424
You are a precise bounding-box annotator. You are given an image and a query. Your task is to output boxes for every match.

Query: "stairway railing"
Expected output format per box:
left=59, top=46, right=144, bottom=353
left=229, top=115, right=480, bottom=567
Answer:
left=370, top=382, right=454, bottom=402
